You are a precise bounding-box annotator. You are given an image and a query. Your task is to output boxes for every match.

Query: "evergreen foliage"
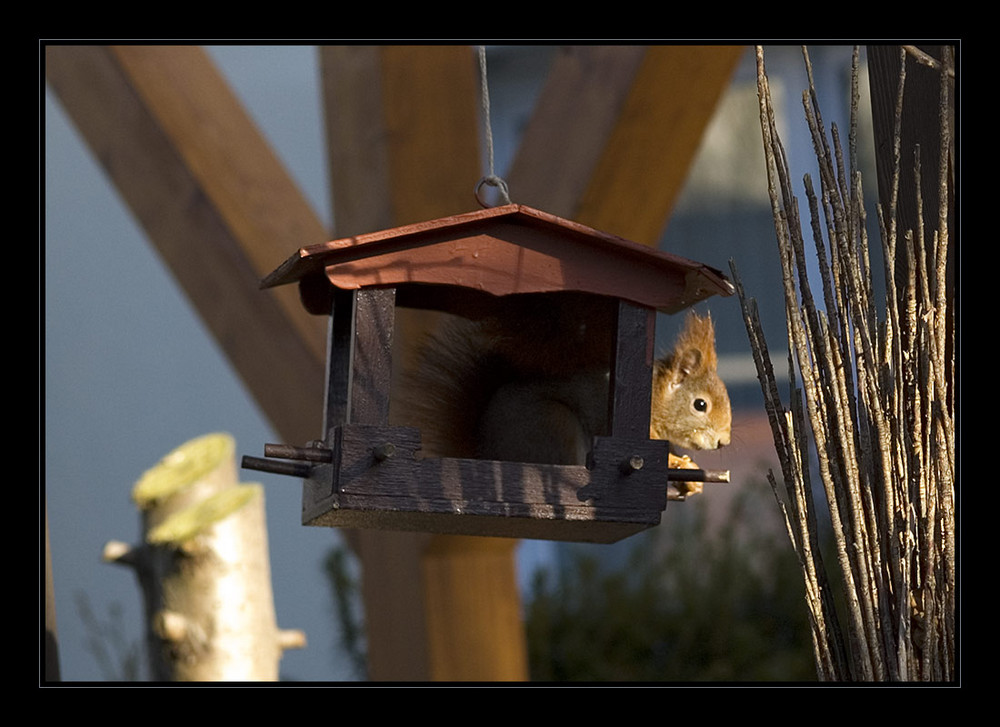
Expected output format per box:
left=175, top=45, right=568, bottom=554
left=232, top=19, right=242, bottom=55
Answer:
left=524, top=479, right=816, bottom=682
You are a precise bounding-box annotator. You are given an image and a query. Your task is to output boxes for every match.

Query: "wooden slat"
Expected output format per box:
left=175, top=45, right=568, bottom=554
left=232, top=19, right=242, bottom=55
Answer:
left=45, top=45, right=329, bottom=446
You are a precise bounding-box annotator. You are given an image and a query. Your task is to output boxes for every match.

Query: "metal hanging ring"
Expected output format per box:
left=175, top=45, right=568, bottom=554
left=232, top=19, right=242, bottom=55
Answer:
left=475, top=175, right=512, bottom=208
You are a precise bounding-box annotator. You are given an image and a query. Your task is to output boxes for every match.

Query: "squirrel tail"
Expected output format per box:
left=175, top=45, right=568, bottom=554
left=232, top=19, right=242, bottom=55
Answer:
left=393, top=315, right=516, bottom=459
left=392, top=293, right=616, bottom=461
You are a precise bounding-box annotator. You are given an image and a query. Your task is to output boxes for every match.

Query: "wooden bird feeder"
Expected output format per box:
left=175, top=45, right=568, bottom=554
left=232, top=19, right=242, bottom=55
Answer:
left=242, top=204, right=733, bottom=543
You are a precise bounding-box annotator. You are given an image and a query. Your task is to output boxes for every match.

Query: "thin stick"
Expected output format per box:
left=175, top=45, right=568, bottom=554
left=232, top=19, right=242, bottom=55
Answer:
left=741, top=45, right=955, bottom=681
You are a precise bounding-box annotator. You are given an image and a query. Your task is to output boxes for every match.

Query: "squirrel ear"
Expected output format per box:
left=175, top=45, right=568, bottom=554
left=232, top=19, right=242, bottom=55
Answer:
left=663, top=348, right=701, bottom=391
left=676, top=348, right=703, bottom=378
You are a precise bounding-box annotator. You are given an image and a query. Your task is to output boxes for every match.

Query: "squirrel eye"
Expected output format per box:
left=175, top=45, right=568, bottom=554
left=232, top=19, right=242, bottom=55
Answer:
left=693, top=398, right=708, bottom=413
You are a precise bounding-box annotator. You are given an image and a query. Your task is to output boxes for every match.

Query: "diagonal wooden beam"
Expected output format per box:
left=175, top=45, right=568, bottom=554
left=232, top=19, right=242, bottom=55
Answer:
left=505, top=46, right=647, bottom=220
left=45, top=45, right=329, bottom=446
left=509, top=45, right=745, bottom=246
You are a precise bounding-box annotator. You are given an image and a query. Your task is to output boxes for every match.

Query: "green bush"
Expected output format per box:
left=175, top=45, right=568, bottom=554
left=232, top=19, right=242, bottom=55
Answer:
left=525, top=477, right=816, bottom=682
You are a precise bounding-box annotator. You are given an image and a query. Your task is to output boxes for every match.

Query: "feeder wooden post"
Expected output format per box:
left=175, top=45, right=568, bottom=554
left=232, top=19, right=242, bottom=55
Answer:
left=324, top=287, right=396, bottom=431
left=608, top=301, right=656, bottom=440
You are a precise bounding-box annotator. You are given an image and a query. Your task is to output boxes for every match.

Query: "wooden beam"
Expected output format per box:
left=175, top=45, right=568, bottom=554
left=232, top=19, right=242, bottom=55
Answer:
left=320, top=44, right=528, bottom=682
left=505, top=46, right=647, bottom=219
left=322, top=44, right=483, bottom=235
left=422, top=536, right=528, bottom=679
left=45, top=45, right=329, bottom=446
left=579, top=45, right=744, bottom=244
left=509, top=45, right=745, bottom=246
left=378, top=45, right=485, bottom=225
left=319, top=45, right=393, bottom=237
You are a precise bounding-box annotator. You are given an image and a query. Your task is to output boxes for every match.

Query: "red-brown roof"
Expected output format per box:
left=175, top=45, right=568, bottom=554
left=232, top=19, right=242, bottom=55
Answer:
left=262, top=204, right=733, bottom=313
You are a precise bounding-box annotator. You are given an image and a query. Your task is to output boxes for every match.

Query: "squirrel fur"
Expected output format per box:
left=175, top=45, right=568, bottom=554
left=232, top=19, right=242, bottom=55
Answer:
left=392, top=296, right=731, bottom=492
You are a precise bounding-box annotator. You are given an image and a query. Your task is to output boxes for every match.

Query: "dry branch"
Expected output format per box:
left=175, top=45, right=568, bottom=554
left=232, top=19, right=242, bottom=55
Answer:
left=732, top=46, right=955, bottom=681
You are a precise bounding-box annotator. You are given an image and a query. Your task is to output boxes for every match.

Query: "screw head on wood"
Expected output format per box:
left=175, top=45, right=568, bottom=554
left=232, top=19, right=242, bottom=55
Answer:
left=620, top=455, right=644, bottom=475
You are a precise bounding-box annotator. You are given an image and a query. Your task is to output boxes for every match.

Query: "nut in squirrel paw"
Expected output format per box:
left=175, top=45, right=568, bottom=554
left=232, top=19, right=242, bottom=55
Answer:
left=668, top=452, right=703, bottom=497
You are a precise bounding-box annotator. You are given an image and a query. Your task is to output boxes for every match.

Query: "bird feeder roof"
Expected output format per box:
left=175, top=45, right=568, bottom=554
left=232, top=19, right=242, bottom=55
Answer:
left=262, top=204, right=733, bottom=313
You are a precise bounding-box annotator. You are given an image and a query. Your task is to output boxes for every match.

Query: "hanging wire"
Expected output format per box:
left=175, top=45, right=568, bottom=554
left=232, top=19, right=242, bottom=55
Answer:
left=475, top=45, right=512, bottom=208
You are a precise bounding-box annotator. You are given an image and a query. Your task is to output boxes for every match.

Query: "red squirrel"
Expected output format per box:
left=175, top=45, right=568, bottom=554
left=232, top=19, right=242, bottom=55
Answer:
left=392, top=296, right=731, bottom=495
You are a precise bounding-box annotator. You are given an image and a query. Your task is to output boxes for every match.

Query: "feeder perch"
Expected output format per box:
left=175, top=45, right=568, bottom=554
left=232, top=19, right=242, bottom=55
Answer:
left=242, top=204, right=733, bottom=543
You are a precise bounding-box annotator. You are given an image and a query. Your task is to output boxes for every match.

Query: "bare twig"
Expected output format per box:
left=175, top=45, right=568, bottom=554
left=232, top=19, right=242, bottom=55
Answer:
left=735, top=45, right=955, bottom=681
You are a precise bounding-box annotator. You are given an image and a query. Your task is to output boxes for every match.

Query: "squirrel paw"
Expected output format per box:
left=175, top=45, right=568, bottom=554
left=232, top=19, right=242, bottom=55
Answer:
left=668, top=452, right=704, bottom=497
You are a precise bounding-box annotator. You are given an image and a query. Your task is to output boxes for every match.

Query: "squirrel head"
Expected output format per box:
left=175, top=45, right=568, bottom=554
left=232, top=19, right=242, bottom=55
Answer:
left=650, top=311, right=732, bottom=451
